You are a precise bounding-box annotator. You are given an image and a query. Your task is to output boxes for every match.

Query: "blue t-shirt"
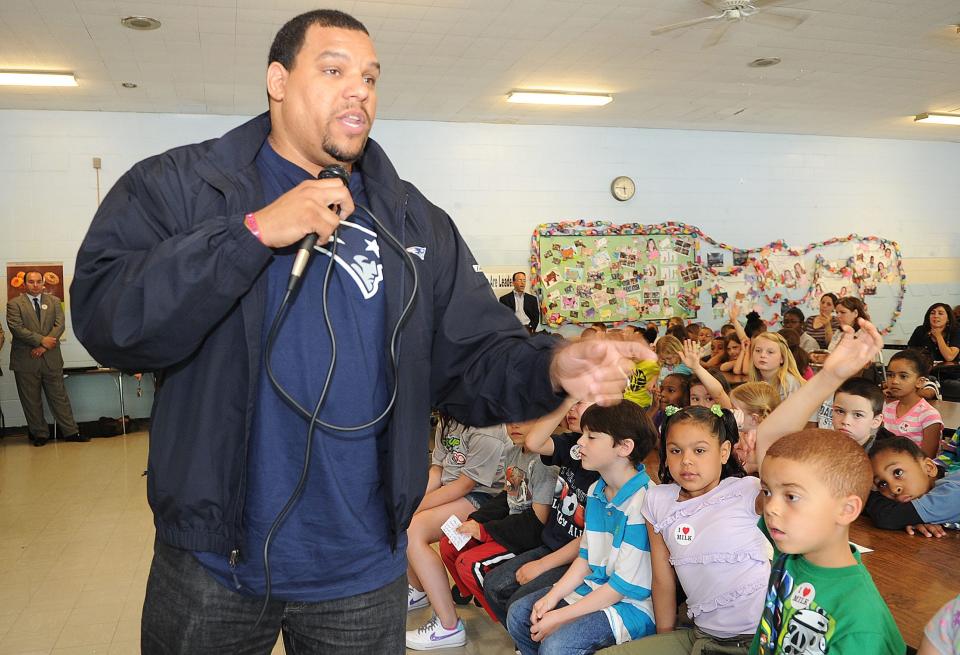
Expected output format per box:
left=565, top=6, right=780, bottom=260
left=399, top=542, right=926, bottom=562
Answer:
left=915, top=469, right=960, bottom=524
left=195, top=142, right=407, bottom=601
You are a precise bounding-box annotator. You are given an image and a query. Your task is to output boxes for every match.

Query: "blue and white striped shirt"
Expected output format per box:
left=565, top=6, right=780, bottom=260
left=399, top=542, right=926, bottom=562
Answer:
left=564, top=469, right=655, bottom=644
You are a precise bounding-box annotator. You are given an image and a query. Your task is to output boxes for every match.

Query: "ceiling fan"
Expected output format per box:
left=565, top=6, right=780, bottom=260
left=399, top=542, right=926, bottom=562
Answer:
left=651, top=0, right=808, bottom=48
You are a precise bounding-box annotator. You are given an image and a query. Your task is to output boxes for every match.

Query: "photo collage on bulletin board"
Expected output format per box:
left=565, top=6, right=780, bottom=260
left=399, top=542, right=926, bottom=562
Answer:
left=530, top=222, right=906, bottom=333
left=535, top=225, right=700, bottom=325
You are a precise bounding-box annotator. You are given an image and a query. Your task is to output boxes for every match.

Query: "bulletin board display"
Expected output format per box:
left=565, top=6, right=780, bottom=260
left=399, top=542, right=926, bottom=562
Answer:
left=530, top=221, right=905, bottom=333
left=534, top=224, right=700, bottom=326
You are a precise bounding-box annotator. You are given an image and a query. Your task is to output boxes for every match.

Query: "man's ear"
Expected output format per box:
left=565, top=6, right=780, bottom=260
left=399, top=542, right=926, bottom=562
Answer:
left=836, top=494, right=863, bottom=527
left=266, top=62, right=289, bottom=103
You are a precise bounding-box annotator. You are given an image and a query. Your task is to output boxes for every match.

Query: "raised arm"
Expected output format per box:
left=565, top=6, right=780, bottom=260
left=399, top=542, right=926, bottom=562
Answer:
left=755, top=320, right=884, bottom=472
left=525, top=397, right=577, bottom=456
left=681, top=339, right=732, bottom=409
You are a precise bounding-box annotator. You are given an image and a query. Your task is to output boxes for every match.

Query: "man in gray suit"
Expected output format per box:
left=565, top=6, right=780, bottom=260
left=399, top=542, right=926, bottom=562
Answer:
left=6, top=271, right=84, bottom=446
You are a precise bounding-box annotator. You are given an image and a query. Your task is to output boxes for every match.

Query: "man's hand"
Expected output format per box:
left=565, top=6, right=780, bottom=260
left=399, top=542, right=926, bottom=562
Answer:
left=30, top=347, right=47, bottom=358
left=40, top=336, right=57, bottom=350
left=906, top=523, right=946, bottom=538
left=250, top=178, right=355, bottom=248
left=457, top=520, right=481, bottom=540
left=515, top=559, right=546, bottom=585
left=819, top=319, right=884, bottom=382
left=550, top=336, right=656, bottom=406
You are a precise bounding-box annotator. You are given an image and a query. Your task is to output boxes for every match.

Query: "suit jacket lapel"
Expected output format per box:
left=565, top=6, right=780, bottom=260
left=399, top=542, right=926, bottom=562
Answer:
left=22, top=294, right=42, bottom=332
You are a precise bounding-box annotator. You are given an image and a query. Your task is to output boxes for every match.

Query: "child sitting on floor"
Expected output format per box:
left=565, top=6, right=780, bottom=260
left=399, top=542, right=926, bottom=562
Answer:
left=883, top=349, right=943, bottom=458
left=603, top=404, right=768, bottom=655
left=482, top=398, right=598, bottom=627
left=405, top=416, right=511, bottom=648
left=747, top=318, right=904, bottom=654
left=507, top=401, right=658, bottom=654
left=427, top=420, right=555, bottom=639
left=656, top=335, right=692, bottom=382
left=863, top=436, right=960, bottom=537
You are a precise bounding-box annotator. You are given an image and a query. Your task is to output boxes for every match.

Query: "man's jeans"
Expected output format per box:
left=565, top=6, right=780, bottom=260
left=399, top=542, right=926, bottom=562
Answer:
left=141, top=538, right=406, bottom=654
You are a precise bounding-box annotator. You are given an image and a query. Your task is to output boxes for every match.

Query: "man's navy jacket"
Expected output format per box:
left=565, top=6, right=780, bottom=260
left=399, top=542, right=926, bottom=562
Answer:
left=70, top=113, right=563, bottom=558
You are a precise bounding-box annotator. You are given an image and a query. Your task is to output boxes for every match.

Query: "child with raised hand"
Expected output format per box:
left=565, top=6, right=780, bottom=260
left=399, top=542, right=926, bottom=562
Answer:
left=680, top=338, right=733, bottom=409
left=883, top=349, right=943, bottom=458
left=864, top=436, right=959, bottom=538
left=746, top=318, right=905, bottom=655
left=656, top=335, right=692, bottom=382
left=507, top=402, right=659, bottom=654
left=405, top=415, right=511, bottom=648
left=604, top=404, right=769, bottom=655
left=482, top=398, right=599, bottom=627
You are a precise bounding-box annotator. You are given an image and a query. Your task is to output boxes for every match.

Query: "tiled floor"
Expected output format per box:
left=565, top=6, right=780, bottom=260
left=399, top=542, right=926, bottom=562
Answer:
left=0, top=432, right=516, bottom=654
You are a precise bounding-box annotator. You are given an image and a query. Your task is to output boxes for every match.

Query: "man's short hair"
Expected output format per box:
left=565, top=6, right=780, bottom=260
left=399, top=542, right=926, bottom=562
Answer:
left=765, top=429, right=873, bottom=503
left=836, top=378, right=884, bottom=415
left=25, top=270, right=43, bottom=282
left=269, top=10, right=369, bottom=69
left=512, top=271, right=525, bottom=282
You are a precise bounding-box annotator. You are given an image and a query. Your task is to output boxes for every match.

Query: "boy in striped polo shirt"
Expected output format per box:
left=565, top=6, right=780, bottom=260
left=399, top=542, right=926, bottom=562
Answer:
left=507, top=401, right=658, bottom=654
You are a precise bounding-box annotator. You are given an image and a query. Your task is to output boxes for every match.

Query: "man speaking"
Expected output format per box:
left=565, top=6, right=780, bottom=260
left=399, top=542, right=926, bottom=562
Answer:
left=71, top=9, right=652, bottom=653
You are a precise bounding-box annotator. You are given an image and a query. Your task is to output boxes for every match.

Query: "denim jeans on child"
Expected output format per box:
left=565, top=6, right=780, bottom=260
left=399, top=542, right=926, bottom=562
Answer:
left=141, top=538, right=406, bottom=654
left=506, top=586, right=617, bottom=655
left=483, top=545, right=568, bottom=624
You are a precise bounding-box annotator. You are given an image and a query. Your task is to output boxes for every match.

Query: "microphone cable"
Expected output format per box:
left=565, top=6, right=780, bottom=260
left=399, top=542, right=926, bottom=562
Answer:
left=243, top=196, right=419, bottom=640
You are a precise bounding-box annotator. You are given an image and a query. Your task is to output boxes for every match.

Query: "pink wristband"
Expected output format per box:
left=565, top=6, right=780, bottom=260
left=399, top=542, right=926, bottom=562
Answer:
left=244, top=212, right=263, bottom=243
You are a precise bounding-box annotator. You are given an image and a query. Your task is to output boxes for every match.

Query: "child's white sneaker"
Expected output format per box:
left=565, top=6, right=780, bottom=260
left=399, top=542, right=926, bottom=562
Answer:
left=405, top=614, right=466, bottom=650
left=407, top=585, right=430, bottom=612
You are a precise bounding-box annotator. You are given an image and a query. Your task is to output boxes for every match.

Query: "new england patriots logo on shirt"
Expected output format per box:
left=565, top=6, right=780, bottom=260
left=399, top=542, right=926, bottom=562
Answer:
left=315, top=220, right=383, bottom=299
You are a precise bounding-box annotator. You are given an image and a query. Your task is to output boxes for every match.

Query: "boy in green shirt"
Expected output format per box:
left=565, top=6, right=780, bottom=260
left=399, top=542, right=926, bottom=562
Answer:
left=749, top=320, right=905, bottom=655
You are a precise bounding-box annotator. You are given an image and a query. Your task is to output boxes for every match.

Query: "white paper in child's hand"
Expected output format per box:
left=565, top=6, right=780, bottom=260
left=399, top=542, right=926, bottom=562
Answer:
left=441, top=515, right=471, bottom=551
left=849, top=541, right=873, bottom=554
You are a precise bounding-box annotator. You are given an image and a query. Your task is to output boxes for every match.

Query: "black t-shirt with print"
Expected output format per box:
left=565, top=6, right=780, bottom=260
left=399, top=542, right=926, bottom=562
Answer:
left=539, top=432, right=600, bottom=551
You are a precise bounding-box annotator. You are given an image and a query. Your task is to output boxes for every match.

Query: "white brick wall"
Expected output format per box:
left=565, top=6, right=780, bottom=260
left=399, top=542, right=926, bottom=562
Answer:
left=1, top=109, right=959, bottom=427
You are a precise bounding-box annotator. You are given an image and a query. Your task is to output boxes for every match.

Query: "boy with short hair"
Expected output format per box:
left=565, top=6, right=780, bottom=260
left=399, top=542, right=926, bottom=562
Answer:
left=506, top=401, right=658, bottom=654
left=819, top=377, right=885, bottom=449
left=864, top=437, right=960, bottom=538
left=748, top=319, right=905, bottom=654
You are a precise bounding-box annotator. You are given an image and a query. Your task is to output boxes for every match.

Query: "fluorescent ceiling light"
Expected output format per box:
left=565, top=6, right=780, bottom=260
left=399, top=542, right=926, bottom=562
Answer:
left=507, top=90, right=612, bottom=106
left=0, top=71, right=78, bottom=87
left=914, top=112, right=960, bottom=126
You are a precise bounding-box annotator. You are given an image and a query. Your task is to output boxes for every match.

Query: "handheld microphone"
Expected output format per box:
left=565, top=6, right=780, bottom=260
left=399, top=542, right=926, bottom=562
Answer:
left=287, top=164, right=351, bottom=293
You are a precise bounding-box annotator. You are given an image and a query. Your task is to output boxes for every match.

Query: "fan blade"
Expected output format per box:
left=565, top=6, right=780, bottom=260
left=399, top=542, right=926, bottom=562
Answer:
left=700, top=0, right=721, bottom=8
left=703, top=20, right=732, bottom=48
left=751, top=0, right=789, bottom=8
left=749, top=10, right=806, bottom=30
left=651, top=14, right=724, bottom=36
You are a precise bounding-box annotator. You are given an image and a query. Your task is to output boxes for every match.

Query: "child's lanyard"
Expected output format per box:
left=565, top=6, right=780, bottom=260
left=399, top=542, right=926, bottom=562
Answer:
left=759, top=553, right=791, bottom=653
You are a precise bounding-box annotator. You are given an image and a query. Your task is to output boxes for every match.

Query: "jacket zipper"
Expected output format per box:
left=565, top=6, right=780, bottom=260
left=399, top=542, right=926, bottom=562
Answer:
left=389, top=192, right=409, bottom=553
